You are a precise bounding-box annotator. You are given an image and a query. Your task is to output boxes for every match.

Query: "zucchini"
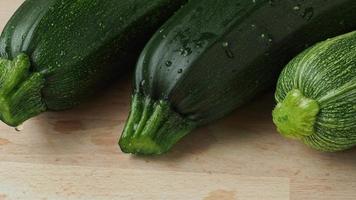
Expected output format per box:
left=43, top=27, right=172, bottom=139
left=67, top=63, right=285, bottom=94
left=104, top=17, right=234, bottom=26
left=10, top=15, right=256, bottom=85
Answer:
left=119, top=0, right=356, bottom=154
left=0, top=0, right=187, bottom=127
left=273, top=32, right=356, bottom=152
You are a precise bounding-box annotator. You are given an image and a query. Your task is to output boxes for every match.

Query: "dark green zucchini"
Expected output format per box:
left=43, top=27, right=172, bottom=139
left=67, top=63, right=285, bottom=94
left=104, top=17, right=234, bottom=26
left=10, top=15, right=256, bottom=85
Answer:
left=273, top=32, right=356, bottom=152
left=119, top=0, right=356, bottom=154
left=0, top=0, right=187, bottom=127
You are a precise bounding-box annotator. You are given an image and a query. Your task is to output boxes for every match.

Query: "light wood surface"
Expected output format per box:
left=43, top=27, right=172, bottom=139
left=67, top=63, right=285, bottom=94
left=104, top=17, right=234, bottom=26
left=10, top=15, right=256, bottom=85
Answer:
left=0, top=1, right=355, bottom=200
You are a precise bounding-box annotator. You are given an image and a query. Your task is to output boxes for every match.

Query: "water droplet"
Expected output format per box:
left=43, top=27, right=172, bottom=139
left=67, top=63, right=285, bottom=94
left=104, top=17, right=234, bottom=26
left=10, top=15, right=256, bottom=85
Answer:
left=60, top=51, right=66, bottom=56
left=140, top=80, right=146, bottom=87
left=260, top=33, right=274, bottom=44
left=293, top=5, right=301, bottom=11
left=222, top=42, right=234, bottom=59
left=195, top=40, right=203, bottom=48
left=178, top=69, right=183, bottom=73
left=165, top=61, right=172, bottom=67
left=15, top=124, right=23, bottom=132
left=222, top=42, right=229, bottom=48
left=159, top=29, right=164, bottom=33
left=179, top=47, right=192, bottom=56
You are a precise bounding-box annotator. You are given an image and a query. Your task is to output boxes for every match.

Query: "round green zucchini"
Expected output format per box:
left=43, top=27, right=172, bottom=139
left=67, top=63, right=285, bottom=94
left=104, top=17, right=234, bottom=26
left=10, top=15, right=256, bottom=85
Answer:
left=273, top=31, right=356, bottom=152
left=119, top=0, right=356, bottom=155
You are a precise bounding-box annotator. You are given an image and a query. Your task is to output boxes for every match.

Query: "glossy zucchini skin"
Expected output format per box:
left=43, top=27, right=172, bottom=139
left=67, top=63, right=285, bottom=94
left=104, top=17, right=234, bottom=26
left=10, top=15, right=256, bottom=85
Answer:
left=120, top=0, right=356, bottom=154
left=0, top=0, right=187, bottom=126
left=273, top=32, right=356, bottom=152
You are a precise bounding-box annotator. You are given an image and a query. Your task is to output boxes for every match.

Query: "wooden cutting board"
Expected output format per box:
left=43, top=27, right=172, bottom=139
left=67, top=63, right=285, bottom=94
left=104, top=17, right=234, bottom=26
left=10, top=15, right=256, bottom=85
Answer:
left=0, top=1, right=355, bottom=199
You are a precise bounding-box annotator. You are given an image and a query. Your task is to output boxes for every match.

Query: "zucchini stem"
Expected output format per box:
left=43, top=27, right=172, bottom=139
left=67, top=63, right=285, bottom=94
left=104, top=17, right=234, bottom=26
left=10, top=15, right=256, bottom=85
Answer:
left=119, top=92, right=196, bottom=155
left=272, top=89, right=320, bottom=140
left=0, top=54, right=47, bottom=126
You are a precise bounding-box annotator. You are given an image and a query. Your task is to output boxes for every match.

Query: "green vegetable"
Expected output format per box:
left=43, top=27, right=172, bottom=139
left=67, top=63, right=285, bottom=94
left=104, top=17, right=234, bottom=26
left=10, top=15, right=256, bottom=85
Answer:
left=0, top=0, right=187, bottom=127
left=119, top=0, right=356, bottom=155
left=273, top=31, right=356, bottom=152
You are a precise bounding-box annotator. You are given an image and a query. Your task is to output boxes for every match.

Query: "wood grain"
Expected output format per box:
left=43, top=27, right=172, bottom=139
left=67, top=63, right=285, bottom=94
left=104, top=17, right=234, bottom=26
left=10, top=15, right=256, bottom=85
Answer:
left=0, top=1, right=355, bottom=200
left=0, top=162, right=289, bottom=200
